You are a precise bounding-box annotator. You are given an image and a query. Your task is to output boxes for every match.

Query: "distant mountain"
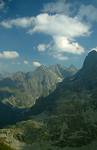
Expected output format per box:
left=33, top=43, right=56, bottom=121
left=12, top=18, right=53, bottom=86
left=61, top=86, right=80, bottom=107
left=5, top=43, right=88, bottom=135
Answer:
left=66, top=64, right=78, bottom=74
left=0, top=64, right=77, bottom=108
left=49, top=64, right=78, bottom=78
left=0, top=66, right=58, bottom=108
left=49, top=64, right=66, bottom=78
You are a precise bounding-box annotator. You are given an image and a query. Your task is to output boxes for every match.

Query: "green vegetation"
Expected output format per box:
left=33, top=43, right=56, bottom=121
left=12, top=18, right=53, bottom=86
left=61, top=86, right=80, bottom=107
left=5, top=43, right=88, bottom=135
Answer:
left=0, top=141, right=13, bottom=150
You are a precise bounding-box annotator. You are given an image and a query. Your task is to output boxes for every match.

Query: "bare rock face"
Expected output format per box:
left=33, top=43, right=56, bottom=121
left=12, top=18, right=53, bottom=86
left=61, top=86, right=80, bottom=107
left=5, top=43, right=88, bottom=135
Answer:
left=0, top=64, right=77, bottom=108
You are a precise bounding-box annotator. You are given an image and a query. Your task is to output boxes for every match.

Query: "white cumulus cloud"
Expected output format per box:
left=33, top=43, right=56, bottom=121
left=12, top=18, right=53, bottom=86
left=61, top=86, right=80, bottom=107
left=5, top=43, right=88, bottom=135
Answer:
left=37, top=43, right=49, bottom=52
left=0, top=17, right=34, bottom=28
left=53, top=36, right=84, bottom=55
left=29, top=13, right=89, bottom=38
left=32, top=61, right=41, bottom=67
left=24, top=60, right=29, bottom=64
left=53, top=53, right=69, bottom=61
left=0, top=51, right=19, bottom=59
left=1, top=2, right=96, bottom=60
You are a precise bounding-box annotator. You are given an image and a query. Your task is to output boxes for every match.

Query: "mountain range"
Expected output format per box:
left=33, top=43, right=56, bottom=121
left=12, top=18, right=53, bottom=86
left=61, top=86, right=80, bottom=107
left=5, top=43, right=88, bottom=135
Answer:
left=0, top=51, right=97, bottom=150
left=0, top=64, right=77, bottom=108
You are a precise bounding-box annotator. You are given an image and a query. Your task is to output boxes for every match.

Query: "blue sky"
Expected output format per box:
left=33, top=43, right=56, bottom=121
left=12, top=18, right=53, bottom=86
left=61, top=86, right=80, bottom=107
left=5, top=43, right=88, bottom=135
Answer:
left=0, top=0, right=97, bottom=72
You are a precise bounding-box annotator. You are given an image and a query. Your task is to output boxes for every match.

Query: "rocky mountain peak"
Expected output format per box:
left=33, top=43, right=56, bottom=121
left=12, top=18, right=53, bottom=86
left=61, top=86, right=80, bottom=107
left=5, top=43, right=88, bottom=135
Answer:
left=83, top=50, right=97, bottom=70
